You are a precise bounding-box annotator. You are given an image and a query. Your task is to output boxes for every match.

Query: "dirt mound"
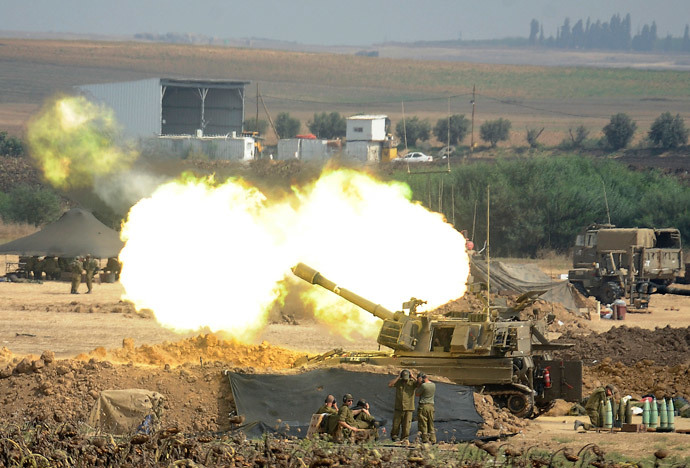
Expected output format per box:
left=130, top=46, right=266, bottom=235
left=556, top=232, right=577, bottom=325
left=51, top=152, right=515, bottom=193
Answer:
left=555, top=325, right=690, bottom=366
left=473, top=393, right=529, bottom=437
left=79, top=334, right=304, bottom=369
left=584, top=359, right=690, bottom=400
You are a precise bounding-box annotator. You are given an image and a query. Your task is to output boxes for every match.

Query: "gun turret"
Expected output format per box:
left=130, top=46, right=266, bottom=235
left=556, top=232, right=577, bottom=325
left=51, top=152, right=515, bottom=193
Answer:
left=291, top=263, right=420, bottom=351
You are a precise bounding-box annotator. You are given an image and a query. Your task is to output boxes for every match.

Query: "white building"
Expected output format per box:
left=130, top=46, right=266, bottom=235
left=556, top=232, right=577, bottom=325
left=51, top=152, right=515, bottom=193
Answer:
left=345, top=115, right=390, bottom=163
left=276, top=138, right=341, bottom=161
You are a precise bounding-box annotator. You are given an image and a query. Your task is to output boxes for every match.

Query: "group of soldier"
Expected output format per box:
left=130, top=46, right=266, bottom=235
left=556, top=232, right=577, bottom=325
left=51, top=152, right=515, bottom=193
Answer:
left=316, top=369, right=436, bottom=444
left=16, top=255, right=122, bottom=293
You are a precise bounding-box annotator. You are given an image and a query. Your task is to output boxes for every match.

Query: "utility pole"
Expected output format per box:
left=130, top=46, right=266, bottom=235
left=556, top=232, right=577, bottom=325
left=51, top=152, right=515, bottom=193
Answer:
left=401, top=101, right=408, bottom=151
left=255, top=82, right=259, bottom=132
left=470, top=85, right=476, bottom=153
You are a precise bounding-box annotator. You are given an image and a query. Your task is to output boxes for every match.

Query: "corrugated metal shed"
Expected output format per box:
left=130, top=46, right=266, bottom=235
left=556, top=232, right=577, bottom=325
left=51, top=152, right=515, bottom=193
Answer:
left=76, top=78, right=250, bottom=139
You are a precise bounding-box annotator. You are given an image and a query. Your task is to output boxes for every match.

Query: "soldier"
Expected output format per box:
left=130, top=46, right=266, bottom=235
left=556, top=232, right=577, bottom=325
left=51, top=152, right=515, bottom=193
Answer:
left=388, top=369, right=417, bottom=442
left=31, top=256, right=44, bottom=280
left=83, top=254, right=99, bottom=294
left=334, top=393, right=363, bottom=442
left=574, top=384, right=615, bottom=431
left=42, top=256, right=60, bottom=280
left=416, top=373, right=436, bottom=443
left=316, top=394, right=339, bottom=435
left=353, top=399, right=379, bottom=440
left=69, top=256, right=84, bottom=294
left=105, top=257, right=122, bottom=281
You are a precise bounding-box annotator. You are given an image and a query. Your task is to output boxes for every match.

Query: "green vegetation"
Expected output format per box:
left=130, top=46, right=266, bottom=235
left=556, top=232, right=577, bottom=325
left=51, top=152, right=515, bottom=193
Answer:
left=243, top=118, right=268, bottom=135
left=0, top=131, right=24, bottom=157
left=433, top=114, right=470, bottom=145
left=392, top=154, right=690, bottom=257
left=307, top=112, right=346, bottom=139
left=603, top=113, right=637, bottom=150
left=648, top=112, right=689, bottom=148
left=480, top=118, right=511, bottom=148
left=0, top=184, right=61, bottom=226
left=395, top=116, right=431, bottom=147
left=275, top=112, right=301, bottom=139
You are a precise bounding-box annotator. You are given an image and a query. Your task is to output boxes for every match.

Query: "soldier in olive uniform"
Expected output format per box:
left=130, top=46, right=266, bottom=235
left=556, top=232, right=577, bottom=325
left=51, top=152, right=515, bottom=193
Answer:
left=105, top=257, right=122, bottom=281
left=389, top=369, right=417, bottom=442
left=83, top=254, right=99, bottom=294
left=31, top=256, right=44, bottom=280
left=416, top=373, right=436, bottom=443
left=316, top=395, right=339, bottom=435
left=574, top=384, right=615, bottom=431
left=353, top=399, right=379, bottom=440
left=334, top=394, right=364, bottom=442
left=69, top=257, right=84, bottom=294
left=42, top=257, right=60, bottom=280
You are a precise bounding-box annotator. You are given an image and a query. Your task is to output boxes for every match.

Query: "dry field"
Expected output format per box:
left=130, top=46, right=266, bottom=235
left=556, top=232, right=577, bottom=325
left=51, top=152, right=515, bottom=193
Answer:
left=1, top=39, right=689, bottom=147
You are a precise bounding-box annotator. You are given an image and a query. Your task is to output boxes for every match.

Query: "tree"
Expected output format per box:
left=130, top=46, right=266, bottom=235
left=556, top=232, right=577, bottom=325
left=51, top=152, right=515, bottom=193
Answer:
left=479, top=118, right=511, bottom=148
left=0, top=131, right=24, bottom=157
left=648, top=112, right=689, bottom=148
left=568, top=125, right=589, bottom=148
left=602, top=113, right=637, bottom=150
left=526, top=127, right=544, bottom=148
left=307, top=112, right=346, bottom=139
left=243, top=119, right=268, bottom=135
left=275, top=113, right=301, bottom=139
left=395, top=116, right=431, bottom=146
left=0, top=185, right=61, bottom=226
left=433, top=114, right=470, bottom=145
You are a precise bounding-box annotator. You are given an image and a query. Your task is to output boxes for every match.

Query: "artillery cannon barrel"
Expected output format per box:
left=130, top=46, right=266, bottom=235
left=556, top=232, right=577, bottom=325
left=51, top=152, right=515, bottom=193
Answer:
left=291, top=263, right=397, bottom=321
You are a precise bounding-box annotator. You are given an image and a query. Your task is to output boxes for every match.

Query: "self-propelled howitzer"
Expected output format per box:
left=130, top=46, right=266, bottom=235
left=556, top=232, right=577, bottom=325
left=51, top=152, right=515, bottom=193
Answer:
left=292, top=263, right=583, bottom=418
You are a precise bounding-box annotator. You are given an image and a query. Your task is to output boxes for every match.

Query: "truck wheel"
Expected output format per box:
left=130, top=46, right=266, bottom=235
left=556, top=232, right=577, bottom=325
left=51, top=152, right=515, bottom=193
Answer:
left=506, top=393, right=534, bottom=418
left=598, top=282, right=621, bottom=304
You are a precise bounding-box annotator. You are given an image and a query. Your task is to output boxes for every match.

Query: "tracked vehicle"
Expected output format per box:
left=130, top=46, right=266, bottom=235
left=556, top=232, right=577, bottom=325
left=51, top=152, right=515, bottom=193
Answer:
left=292, top=263, right=582, bottom=418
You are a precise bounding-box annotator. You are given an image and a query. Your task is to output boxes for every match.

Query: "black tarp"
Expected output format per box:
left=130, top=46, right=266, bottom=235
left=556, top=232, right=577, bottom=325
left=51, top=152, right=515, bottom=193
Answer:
left=227, top=368, right=483, bottom=442
left=0, top=208, right=123, bottom=258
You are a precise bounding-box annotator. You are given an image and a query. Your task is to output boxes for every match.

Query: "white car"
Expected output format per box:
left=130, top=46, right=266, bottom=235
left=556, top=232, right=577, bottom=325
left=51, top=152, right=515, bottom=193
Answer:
left=393, top=152, right=433, bottom=163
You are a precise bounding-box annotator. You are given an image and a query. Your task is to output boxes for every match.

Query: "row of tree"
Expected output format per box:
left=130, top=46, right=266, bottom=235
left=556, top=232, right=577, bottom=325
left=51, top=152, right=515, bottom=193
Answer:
left=395, top=155, right=690, bottom=257
left=243, top=111, right=689, bottom=151
left=529, top=14, right=690, bottom=52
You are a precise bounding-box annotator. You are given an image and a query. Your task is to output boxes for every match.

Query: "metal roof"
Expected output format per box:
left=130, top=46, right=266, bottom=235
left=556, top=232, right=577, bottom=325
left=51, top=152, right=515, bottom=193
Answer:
left=347, top=114, right=388, bottom=120
left=160, top=78, right=250, bottom=89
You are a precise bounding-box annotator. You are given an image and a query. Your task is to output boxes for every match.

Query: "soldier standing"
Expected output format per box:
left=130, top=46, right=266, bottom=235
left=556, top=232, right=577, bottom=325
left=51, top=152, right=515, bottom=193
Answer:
left=42, top=257, right=60, bottom=280
left=69, top=256, right=84, bottom=294
left=388, top=369, right=417, bottom=442
left=83, top=254, right=99, bottom=294
left=416, top=373, right=436, bottom=443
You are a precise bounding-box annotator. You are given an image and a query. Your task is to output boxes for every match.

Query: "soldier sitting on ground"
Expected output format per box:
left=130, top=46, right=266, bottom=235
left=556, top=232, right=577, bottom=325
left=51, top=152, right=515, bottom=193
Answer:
left=574, top=384, right=616, bottom=431
left=332, top=394, right=365, bottom=442
left=316, top=394, right=339, bottom=435
left=352, top=399, right=382, bottom=441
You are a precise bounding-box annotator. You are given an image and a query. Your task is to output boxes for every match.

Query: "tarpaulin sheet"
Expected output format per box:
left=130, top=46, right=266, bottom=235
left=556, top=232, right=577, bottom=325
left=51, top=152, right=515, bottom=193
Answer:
left=87, top=389, right=164, bottom=435
left=0, top=208, right=123, bottom=258
left=227, top=368, right=483, bottom=442
left=471, top=259, right=586, bottom=314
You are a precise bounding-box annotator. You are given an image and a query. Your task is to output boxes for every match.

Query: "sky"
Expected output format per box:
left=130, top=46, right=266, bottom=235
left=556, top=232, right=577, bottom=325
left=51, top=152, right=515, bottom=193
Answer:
left=1, top=0, right=689, bottom=46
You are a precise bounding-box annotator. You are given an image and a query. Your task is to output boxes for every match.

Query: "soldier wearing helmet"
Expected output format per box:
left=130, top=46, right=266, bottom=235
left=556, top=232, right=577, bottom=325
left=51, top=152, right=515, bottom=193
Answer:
left=83, top=254, right=99, bottom=294
left=574, top=384, right=616, bottom=431
left=69, top=256, right=84, bottom=294
left=388, top=369, right=417, bottom=442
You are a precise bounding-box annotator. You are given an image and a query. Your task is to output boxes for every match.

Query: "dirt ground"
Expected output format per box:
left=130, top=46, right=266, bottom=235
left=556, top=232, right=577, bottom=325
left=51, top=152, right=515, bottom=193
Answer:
left=1, top=270, right=690, bottom=463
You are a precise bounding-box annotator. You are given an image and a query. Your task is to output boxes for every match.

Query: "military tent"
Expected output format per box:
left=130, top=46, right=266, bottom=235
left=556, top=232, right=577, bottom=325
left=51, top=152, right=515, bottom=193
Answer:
left=227, top=368, right=483, bottom=442
left=470, top=259, right=586, bottom=314
left=0, top=208, right=123, bottom=258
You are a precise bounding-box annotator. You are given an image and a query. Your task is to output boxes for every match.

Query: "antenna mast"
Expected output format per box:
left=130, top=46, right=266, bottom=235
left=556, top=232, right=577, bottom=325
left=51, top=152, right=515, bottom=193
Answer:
left=485, top=186, right=490, bottom=320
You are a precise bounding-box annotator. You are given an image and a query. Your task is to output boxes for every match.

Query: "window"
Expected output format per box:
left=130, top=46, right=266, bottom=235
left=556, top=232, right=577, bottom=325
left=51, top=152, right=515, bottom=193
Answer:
left=354, top=127, right=364, bottom=132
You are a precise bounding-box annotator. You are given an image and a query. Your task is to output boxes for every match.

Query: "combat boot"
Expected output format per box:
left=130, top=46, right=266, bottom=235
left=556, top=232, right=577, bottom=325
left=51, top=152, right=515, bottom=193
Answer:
left=573, top=420, right=585, bottom=431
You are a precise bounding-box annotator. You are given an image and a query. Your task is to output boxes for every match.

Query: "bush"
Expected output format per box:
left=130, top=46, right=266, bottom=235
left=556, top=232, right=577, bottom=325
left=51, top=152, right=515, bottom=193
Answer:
left=307, top=112, right=346, bottom=139
left=526, top=127, right=544, bottom=148
left=648, top=112, right=689, bottom=148
left=603, top=113, right=637, bottom=150
left=0, top=131, right=24, bottom=157
left=275, top=113, right=301, bottom=139
left=395, top=116, right=431, bottom=146
left=243, top=119, right=268, bottom=135
left=0, top=185, right=61, bottom=226
left=433, top=114, right=470, bottom=145
left=479, top=118, right=511, bottom=148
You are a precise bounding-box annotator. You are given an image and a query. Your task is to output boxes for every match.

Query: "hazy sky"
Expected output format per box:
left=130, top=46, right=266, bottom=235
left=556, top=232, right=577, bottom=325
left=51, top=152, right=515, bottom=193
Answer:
left=1, top=0, right=689, bottom=46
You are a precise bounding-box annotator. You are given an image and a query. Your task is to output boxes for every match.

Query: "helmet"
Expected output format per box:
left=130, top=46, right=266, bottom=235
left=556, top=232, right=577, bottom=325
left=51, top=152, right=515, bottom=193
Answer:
left=342, top=393, right=353, bottom=403
left=400, top=369, right=411, bottom=380
left=418, top=373, right=427, bottom=381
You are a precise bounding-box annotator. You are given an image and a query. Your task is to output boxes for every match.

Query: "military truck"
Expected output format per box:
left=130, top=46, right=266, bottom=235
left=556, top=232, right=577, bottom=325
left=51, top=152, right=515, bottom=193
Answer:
left=292, top=263, right=582, bottom=419
left=568, top=224, right=684, bottom=308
